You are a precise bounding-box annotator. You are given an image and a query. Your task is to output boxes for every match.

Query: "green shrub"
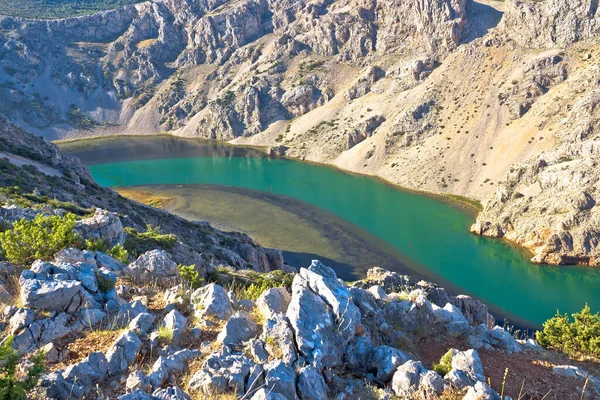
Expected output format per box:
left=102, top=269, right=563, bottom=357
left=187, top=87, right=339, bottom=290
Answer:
left=432, top=349, right=453, bottom=377
left=108, top=243, right=129, bottom=264
left=0, top=336, right=45, bottom=400
left=178, top=264, right=204, bottom=289
left=96, top=272, right=116, bottom=293
left=240, top=270, right=294, bottom=300
left=84, top=238, right=109, bottom=253
left=0, top=213, right=79, bottom=265
left=123, top=225, right=177, bottom=258
left=536, top=304, right=600, bottom=359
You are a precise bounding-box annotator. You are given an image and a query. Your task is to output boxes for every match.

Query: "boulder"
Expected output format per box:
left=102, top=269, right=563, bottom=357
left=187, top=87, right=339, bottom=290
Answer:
left=129, top=312, right=156, bottom=335
left=160, top=309, right=187, bottom=346
left=256, top=287, right=291, bottom=319
left=369, top=345, right=412, bottom=383
left=125, top=250, right=178, bottom=286
left=391, top=360, right=443, bottom=398
left=106, top=330, right=142, bottom=376
left=9, top=308, right=34, bottom=333
left=62, top=351, right=108, bottom=389
left=75, top=209, right=124, bottom=246
left=115, top=300, right=148, bottom=326
left=297, top=366, right=327, bottom=400
left=263, top=360, right=298, bottom=400
left=463, top=381, right=501, bottom=400
left=191, top=283, right=233, bottom=321
left=433, top=303, right=471, bottom=335
left=445, top=349, right=485, bottom=389
left=261, top=314, right=297, bottom=366
left=217, top=311, right=258, bottom=346
left=188, top=352, right=257, bottom=395
left=20, top=278, right=83, bottom=312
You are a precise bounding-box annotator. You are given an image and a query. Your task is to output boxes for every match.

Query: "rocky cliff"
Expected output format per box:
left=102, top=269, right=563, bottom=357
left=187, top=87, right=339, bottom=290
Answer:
left=0, top=0, right=599, bottom=266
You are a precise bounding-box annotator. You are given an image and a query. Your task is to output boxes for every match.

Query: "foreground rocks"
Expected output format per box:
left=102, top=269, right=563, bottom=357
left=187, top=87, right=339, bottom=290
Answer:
left=2, top=251, right=596, bottom=399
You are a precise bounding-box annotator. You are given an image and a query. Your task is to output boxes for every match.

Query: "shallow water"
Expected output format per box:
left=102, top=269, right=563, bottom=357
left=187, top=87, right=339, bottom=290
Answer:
left=62, top=136, right=600, bottom=328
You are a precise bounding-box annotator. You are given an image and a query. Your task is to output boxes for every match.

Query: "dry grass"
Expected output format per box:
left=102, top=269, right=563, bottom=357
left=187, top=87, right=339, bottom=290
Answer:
left=115, top=188, right=175, bottom=209
left=135, top=39, right=158, bottom=50
left=51, top=329, right=125, bottom=371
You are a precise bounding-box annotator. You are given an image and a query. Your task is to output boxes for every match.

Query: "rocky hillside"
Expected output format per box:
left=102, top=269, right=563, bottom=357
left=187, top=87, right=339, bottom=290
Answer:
left=1, top=88, right=600, bottom=400
left=0, top=0, right=598, bottom=264
left=0, top=117, right=288, bottom=274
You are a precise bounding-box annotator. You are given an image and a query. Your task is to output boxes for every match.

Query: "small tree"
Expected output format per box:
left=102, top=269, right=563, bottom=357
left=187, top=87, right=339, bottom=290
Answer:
left=178, top=264, right=204, bottom=289
left=0, top=213, right=79, bottom=265
left=537, top=304, right=600, bottom=359
left=0, top=337, right=45, bottom=400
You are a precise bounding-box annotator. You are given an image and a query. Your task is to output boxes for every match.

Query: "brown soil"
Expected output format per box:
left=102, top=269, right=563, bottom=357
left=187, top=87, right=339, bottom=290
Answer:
left=51, top=329, right=125, bottom=371
left=418, top=336, right=600, bottom=400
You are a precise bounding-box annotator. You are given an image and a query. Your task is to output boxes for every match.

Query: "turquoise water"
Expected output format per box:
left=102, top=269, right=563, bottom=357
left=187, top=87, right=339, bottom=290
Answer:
left=67, top=138, right=600, bottom=327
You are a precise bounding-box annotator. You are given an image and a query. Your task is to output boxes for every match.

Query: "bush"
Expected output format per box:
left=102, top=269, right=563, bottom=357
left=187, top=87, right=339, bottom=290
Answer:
left=536, top=304, right=600, bottom=359
left=240, top=270, right=294, bottom=300
left=84, top=238, right=109, bottom=253
left=123, top=225, right=177, bottom=258
left=108, top=243, right=129, bottom=264
left=432, top=349, right=453, bottom=377
left=178, top=264, right=204, bottom=289
left=0, top=213, right=79, bottom=265
left=0, top=336, right=45, bottom=400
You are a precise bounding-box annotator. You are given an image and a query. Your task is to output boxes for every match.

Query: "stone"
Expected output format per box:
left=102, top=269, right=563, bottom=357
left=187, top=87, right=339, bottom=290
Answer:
left=367, top=285, right=387, bottom=300
left=463, top=381, right=501, bottom=400
left=188, top=352, right=257, bottom=395
left=262, top=313, right=297, bottom=366
left=553, top=365, right=600, bottom=394
left=297, top=366, right=327, bottom=400
left=256, top=287, right=291, bottom=319
left=125, top=250, right=179, bottom=286
left=263, top=360, right=298, bottom=400
left=217, top=311, right=258, bottom=346
left=115, top=300, right=148, bottom=326
left=75, top=209, right=124, bottom=246
left=106, top=330, right=142, bottom=376
left=9, top=308, right=34, bottom=333
left=41, top=342, right=60, bottom=363
left=191, top=283, right=233, bottom=321
left=126, top=370, right=151, bottom=392
left=63, top=351, right=108, bottom=389
left=20, top=278, right=83, bottom=312
left=369, top=345, right=412, bottom=383
left=129, top=312, right=156, bottom=335
left=160, top=309, right=187, bottom=346
left=251, top=389, right=288, bottom=400
left=433, top=303, right=471, bottom=335
left=153, top=386, right=192, bottom=400
left=96, top=251, right=126, bottom=272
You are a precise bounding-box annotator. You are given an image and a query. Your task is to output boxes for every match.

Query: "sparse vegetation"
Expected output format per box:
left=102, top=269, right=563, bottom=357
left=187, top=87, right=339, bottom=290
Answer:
left=123, top=225, right=177, bottom=258
left=432, top=349, right=453, bottom=377
left=0, top=213, right=79, bottom=265
left=0, top=337, right=44, bottom=400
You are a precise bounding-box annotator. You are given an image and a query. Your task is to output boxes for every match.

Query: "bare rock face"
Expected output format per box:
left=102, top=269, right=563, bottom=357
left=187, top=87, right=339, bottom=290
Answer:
left=502, top=0, right=600, bottom=49
left=472, top=90, right=600, bottom=266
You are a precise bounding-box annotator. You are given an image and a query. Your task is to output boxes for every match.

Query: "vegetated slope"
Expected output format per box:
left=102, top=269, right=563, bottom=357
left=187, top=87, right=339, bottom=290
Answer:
left=0, top=117, right=287, bottom=274
left=0, top=0, right=142, bottom=19
left=0, top=0, right=598, bottom=266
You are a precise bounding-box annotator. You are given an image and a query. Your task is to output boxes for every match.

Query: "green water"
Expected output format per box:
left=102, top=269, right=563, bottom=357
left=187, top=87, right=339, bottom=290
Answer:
left=63, top=136, right=600, bottom=327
